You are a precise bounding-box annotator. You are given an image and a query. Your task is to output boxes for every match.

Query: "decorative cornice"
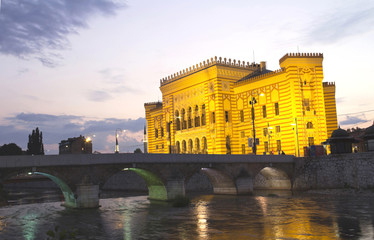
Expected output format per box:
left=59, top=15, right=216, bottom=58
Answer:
left=160, top=56, right=260, bottom=87
left=279, top=53, right=323, bottom=64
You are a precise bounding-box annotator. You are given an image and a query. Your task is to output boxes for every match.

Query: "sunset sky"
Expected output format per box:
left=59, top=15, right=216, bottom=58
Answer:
left=0, top=0, right=373, bottom=154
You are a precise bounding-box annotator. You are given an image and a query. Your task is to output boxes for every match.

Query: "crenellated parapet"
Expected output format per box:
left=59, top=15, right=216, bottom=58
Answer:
left=234, top=68, right=285, bottom=86
left=323, top=82, right=335, bottom=87
left=144, top=101, right=163, bottom=106
left=279, top=53, right=323, bottom=65
left=160, top=56, right=260, bottom=87
left=144, top=101, right=163, bottom=113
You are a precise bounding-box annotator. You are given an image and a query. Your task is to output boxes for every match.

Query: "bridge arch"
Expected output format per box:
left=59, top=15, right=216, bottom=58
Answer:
left=126, top=168, right=168, bottom=200
left=200, top=168, right=237, bottom=194
left=1, top=170, right=77, bottom=208
left=32, top=172, right=77, bottom=207
left=254, top=167, right=291, bottom=190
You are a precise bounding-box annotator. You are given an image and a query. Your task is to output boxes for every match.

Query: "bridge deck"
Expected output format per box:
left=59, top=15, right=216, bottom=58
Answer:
left=0, top=154, right=295, bottom=168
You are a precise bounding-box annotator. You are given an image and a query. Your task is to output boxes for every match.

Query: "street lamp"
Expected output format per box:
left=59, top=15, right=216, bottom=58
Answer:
left=267, top=123, right=273, bottom=154
left=115, top=129, right=126, bottom=153
left=168, top=121, right=173, bottom=154
left=291, top=117, right=300, bottom=157
left=249, top=96, right=257, bottom=155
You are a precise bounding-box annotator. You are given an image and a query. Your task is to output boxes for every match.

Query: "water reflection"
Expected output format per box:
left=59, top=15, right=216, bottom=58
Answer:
left=21, top=212, right=39, bottom=240
left=194, top=195, right=213, bottom=239
left=0, top=192, right=374, bottom=239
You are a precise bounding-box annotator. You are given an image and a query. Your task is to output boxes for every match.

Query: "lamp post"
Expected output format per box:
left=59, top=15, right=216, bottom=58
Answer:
left=168, top=121, right=173, bottom=154
left=115, top=129, right=126, bottom=153
left=249, top=96, right=257, bottom=155
left=291, top=117, right=300, bottom=157
left=267, top=123, right=273, bottom=154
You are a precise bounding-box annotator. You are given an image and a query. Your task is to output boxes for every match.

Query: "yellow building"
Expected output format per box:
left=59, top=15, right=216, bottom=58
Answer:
left=144, top=53, right=338, bottom=156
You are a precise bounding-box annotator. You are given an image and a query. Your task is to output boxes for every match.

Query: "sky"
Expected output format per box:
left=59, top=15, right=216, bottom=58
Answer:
left=0, top=0, right=373, bottom=154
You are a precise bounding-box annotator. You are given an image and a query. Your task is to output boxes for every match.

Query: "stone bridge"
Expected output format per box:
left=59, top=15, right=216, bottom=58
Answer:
left=0, top=154, right=294, bottom=208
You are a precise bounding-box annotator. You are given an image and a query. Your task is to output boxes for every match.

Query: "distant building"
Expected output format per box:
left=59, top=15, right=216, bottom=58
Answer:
left=144, top=53, right=338, bottom=156
left=345, top=123, right=374, bottom=152
left=59, top=135, right=92, bottom=154
left=326, top=127, right=356, bottom=154
left=364, top=122, right=374, bottom=151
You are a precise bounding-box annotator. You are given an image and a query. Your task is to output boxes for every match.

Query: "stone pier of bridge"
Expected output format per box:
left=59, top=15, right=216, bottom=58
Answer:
left=0, top=153, right=295, bottom=208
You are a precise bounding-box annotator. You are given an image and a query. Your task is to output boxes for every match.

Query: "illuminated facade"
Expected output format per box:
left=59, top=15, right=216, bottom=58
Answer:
left=144, top=53, right=338, bottom=156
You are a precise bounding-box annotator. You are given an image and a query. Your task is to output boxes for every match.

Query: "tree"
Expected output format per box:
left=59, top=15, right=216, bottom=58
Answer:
left=134, top=148, right=143, bottom=153
left=0, top=143, right=23, bottom=156
left=27, top=127, right=44, bottom=155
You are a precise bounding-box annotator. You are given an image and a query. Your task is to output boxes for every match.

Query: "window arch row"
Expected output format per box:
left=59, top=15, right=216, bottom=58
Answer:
left=175, top=136, right=207, bottom=154
left=175, top=104, right=206, bottom=131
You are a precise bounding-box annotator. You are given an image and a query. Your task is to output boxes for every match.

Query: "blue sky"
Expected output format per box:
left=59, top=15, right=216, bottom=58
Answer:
left=0, top=0, right=373, bottom=154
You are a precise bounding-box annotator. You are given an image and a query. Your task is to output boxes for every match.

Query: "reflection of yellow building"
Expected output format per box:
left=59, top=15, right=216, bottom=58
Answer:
left=145, top=53, right=337, bottom=156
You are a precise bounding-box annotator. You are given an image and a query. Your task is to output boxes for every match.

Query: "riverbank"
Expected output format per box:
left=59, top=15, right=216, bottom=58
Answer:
left=303, top=188, right=374, bottom=196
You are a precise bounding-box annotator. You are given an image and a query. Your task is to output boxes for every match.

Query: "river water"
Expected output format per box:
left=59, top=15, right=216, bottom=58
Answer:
left=1, top=190, right=374, bottom=240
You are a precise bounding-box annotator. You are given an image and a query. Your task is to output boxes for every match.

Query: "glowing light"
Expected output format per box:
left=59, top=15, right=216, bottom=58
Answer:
left=27, top=172, right=32, bottom=175
left=123, top=168, right=129, bottom=171
left=195, top=201, right=209, bottom=239
left=86, top=137, right=92, bottom=142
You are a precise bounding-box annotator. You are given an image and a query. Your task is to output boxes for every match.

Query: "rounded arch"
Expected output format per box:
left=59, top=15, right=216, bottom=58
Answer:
left=182, top=140, right=187, bottom=153
left=175, top=110, right=181, bottom=131
left=226, top=135, right=231, bottom=154
left=202, top=137, right=208, bottom=154
left=200, top=168, right=237, bottom=194
left=194, top=105, right=200, bottom=127
left=188, top=139, right=193, bottom=153
left=254, top=167, right=291, bottom=190
left=188, top=107, right=192, bottom=128
left=127, top=168, right=167, bottom=200
left=195, top=138, right=200, bottom=153
left=181, top=108, right=186, bottom=129
left=176, top=141, right=181, bottom=154
left=3, top=170, right=77, bottom=208
left=33, top=172, right=77, bottom=207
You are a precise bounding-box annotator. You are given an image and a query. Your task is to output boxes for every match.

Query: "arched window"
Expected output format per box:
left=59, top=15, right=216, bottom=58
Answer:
left=176, top=141, right=180, bottom=154
left=195, top=138, right=200, bottom=153
left=175, top=110, right=181, bottom=131
left=181, top=109, right=186, bottom=130
left=202, top=137, right=207, bottom=154
left=182, top=140, right=187, bottom=153
left=188, top=139, right=193, bottom=153
left=201, top=105, right=206, bottom=126
left=307, top=122, right=313, bottom=129
left=195, top=105, right=200, bottom=127
left=188, top=107, right=192, bottom=128
left=226, top=136, right=231, bottom=154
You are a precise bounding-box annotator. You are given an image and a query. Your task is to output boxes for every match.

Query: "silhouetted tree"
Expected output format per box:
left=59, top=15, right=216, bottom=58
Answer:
left=27, top=127, right=44, bottom=155
left=134, top=148, right=143, bottom=153
left=0, top=143, right=23, bottom=156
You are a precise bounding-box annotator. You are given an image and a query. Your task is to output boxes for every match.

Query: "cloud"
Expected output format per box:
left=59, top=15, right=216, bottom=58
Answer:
left=305, top=4, right=374, bottom=44
left=87, top=68, right=142, bottom=102
left=0, top=0, right=125, bottom=67
left=87, top=90, right=113, bottom=102
left=1, top=112, right=146, bottom=154
left=339, top=116, right=367, bottom=126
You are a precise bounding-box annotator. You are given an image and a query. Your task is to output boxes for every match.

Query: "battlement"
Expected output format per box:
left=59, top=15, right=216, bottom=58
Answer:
left=279, top=53, right=323, bottom=64
left=144, top=101, right=162, bottom=107
left=323, top=82, right=335, bottom=87
left=160, top=56, right=260, bottom=87
left=235, top=68, right=285, bottom=86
